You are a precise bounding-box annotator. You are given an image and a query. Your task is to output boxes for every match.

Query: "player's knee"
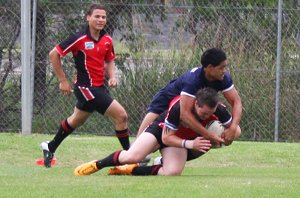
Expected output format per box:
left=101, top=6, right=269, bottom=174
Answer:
left=115, top=110, right=128, bottom=124
left=121, top=153, right=143, bottom=164
left=67, top=117, right=84, bottom=128
left=161, top=168, right=182, bottom=176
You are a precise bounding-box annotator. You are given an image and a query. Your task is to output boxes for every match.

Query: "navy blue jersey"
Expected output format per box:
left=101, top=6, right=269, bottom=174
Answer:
left=164, top=67, right=233, bottom=98
left=147, top=67, right=234, bottom=114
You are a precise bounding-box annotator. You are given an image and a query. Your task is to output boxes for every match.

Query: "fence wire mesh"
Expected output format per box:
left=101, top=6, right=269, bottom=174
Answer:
left=0, top=0, right=299, bottom=142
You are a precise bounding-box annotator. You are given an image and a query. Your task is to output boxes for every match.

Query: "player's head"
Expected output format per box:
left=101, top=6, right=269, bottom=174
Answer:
left=201, top=48, right=228, bottom=81
left=86, top=4, right=107, bottom=31
left=194, top=88, right=219, bottom=120
left=201, top=48, right=227, bottom=68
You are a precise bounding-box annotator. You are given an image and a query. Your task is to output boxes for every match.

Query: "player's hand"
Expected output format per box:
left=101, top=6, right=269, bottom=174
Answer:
left=208, top=132, right=225, bottom=146
left=108, top=77, right=117, bottom=87
left=59, top=80, right=73, bottom=96
left=192, top=137, right=212, bottom=153
left=222, top=126, right=236, bottom=146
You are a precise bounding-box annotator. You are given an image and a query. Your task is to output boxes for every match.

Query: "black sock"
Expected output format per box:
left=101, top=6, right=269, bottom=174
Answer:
left=132, top=165, right=162, bottom=175
left=115, top=129, right=130, bottom=150
left=48, top=119, right=74, bottom=153
left=96, top=150, right=122, bottom=169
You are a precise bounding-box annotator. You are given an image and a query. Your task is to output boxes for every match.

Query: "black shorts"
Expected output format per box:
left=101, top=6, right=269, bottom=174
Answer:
left=144, top=121, right=166, bottom=148
left=74, top=85, right=113, bottom=114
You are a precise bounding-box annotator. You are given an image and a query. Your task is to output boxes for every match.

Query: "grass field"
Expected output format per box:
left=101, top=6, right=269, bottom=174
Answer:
left=0, top=133, right=299, bottom=198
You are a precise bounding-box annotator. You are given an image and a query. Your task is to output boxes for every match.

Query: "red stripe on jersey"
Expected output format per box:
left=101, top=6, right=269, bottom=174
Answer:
left=165, top=96, right=181, bottom=122
left=56, top=35, right=87, bottom=57
left=78, top=86, right=95, bottom=101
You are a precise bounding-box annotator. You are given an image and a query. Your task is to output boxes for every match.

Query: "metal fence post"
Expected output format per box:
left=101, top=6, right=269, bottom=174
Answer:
left=274, top=0, right=283, bottom=142
left=21, top=0, right=32, bottom=135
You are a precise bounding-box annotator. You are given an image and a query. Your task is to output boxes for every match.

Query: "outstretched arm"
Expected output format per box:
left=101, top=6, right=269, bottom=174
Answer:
left=161, top=126, right=211, bottom=152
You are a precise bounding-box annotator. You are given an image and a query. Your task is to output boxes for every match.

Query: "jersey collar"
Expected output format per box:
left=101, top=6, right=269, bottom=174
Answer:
left=85, top=25, right=107, bottom=42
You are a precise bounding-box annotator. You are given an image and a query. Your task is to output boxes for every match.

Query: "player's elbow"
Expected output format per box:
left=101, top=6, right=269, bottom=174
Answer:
left=235, top=125, right=241, bottom=139
left=49, top=48, right=59, bottom=61
left=161, top=135, right=170, bottom=146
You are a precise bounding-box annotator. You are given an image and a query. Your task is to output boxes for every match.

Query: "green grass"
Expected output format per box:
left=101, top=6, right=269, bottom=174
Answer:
left=0, top=133, right=299, bottom=198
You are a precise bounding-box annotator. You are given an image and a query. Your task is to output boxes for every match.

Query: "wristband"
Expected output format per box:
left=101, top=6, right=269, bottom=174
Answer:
left=181, top=139, right=193, bottom=149
left=184, top=140, right=193, bottom=149
left=181, top=139, right=187, bottom=148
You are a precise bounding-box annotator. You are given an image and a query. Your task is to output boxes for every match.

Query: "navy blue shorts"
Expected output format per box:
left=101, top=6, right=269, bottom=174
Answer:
left=74, top=85, right=113, bottom=114
left=147, top=89, right=176, bottom=114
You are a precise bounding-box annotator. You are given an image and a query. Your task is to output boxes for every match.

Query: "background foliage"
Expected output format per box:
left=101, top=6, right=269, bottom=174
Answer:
left=0, top=0, right=299, bottom=142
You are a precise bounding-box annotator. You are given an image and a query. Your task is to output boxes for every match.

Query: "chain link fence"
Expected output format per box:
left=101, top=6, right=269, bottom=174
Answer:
left=0, top=0, right=299, bottom=142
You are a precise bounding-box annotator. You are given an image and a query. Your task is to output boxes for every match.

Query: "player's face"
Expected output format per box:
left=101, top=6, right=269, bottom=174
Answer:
left=206, top=60, right=228, bottom=81
left=87, top=9, right=107, bottom=31
left=194, top=103, right=217, bottom=121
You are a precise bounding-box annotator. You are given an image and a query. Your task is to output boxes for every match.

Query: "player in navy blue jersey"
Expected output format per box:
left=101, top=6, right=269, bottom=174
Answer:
left=40, top=4, right=130, bottom=168
left=137, top=48, right=242, bottom=146
left=74, top=88, right=241, bottom=176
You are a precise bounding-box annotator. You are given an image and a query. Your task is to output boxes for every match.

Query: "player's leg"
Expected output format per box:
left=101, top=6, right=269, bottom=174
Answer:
left=156, top=147, right=187, bottom=176
left=136, top=112, right=159, bottom=137
left=104, top=99, right=130, bottom=150
left=136, top=89, right=171, bottom=137
left=118, top=132, right=159, bottom=163
left=41, top=107, right=91, bottom=168
left=121, top=147, right=187, bottom=176
left=74, top=132, right=159, bottom=176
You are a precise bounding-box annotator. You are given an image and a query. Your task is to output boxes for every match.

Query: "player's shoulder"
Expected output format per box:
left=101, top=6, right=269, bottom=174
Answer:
left=181, top=67, right=201, bottom=78
left=64, top=28, right=87, bottom=43
left=222, top=71, right=233, bottom=83
left=189, top=66, right=202, bottom=74
left=104, top=34, right=113, bottom=41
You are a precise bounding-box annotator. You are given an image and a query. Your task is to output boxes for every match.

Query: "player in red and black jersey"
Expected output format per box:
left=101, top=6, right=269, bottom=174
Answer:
left=40, top=4, right=130, bottom=168
left=74, top=88, right=241, bottom=176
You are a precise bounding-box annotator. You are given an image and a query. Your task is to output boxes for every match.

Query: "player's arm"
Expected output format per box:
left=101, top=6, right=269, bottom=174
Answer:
left=222, top=87, right=243, bottom=144
left=49, top=47, right=72, bottom=96
left=180, top=95, right=224, bottom=144
left=161, top=126, right=211, bottom=152
left=105, top=60, right=117, bottom=87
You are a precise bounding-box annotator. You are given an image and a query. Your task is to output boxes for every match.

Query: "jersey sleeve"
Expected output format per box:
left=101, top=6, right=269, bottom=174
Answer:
left=55, top=33, right=82, bottom=57
left=104, top=35, right=116, bottom=62
left=214, top=103, right=232, bottom=126
left=221, top=73, right=234, bottom=92
left=164, top=101, right=181, bottom=130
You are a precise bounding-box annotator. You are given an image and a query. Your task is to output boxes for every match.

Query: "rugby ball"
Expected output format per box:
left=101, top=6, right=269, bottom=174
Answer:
left=206, top=120, right=225, bottom=137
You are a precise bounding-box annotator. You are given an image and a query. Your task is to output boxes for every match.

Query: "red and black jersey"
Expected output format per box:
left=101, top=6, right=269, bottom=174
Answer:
left=55, top=26, right=116, bottom=87
left=157, top=96, right=232, bottom=140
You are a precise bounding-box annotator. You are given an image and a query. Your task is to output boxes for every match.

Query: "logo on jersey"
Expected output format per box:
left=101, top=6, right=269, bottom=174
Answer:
left=85, top=42, right=94, bottom=49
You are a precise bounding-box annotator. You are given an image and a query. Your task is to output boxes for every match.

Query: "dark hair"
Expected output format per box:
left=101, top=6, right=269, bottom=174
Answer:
left=86, top=4, right=106, bottom=17
left=196, top=87, right=219, bottom=108
left=201, top=48, right=227, bottom=68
